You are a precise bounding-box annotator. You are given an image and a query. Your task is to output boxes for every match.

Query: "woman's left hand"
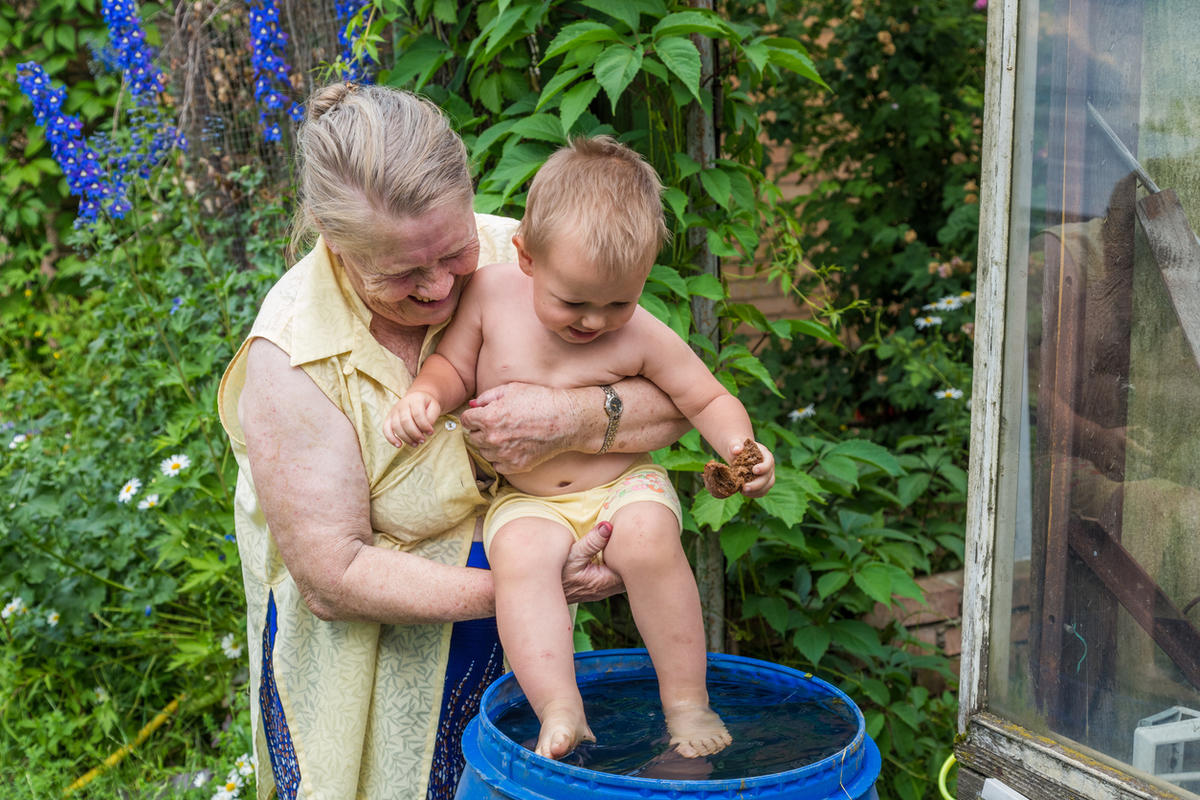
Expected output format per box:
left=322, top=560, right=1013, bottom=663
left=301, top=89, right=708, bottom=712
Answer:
left=561, top=522, right=625, bottom=603
left=459, top=382, right=583, bottom=474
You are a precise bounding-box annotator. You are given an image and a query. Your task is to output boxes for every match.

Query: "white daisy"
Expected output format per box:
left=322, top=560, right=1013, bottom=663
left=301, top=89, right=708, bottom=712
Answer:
left=160, top=453, right=192, bottom=477
left=8, top=433, right=27, bottom=449
left=922, top=295, right=964, bottom=312
left=2, top=597, right=25, bottom=620
left=914, top=315, right=943, bottom=329
left=46, top=610, right=60, bottom=627
left=220, top=771, right=244, bottom=795
left=234, top=753, right=254, bottom=776
left=192, top=770, right=211, bottom=788
left=958, top=290, right=975, bottom=303
left=211, top=789, right=234, bottom=800
left=933, top=388, right=964, bottom=400
left=788, top=404, right=816, bottom=422
left=94, top=686, right=110, bottom=703
left=137, top=494, right=160, bottom=510
left=117, top=478, right=142, bottom=503
left=221, top=633, right=243, bottom=660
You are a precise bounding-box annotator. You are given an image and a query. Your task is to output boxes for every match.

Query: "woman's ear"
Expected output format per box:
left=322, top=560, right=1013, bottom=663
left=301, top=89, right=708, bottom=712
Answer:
left=513, top=233, right=535, bottom=277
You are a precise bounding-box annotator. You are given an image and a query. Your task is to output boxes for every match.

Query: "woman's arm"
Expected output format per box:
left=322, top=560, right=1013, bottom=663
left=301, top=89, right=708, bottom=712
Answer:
left=239, top=339, right=622, bottom=622
left=240, top=339, right=496, bottom=623
left=458, top=378, right=691, bottom=475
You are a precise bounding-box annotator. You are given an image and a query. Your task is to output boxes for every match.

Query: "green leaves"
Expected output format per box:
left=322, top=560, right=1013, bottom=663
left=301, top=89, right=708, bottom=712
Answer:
left=558, top=80, right=602, bottom=134
left=594, top=44, right=644, bottom=111
left=653, top=36, right=702, bottom=103
left=543, top=21, right=621, bottom=61
left=651, top=10, right=729, bottom=39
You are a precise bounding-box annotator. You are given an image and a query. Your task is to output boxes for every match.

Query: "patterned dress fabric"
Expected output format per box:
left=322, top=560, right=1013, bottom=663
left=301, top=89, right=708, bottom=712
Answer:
left=426, top=542, right=504, bottom=799
left=218, top=215, right=519, bottom=799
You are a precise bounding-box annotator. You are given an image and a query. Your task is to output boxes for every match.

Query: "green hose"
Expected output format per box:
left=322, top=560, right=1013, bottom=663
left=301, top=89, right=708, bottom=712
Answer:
left=938, top=753, right=957, bottom=800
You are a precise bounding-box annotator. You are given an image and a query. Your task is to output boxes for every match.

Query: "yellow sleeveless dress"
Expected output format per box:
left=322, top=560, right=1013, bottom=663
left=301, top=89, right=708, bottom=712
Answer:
left=218, top=214, right=518, bottom=799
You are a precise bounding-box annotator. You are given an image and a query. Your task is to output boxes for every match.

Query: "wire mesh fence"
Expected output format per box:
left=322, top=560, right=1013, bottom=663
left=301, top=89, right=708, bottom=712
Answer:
left=154, top=0, right=350, bottom=201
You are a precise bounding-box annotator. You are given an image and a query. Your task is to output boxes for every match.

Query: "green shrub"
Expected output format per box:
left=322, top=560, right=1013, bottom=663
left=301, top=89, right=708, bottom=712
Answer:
left=0, top=161, right=288, bottom=793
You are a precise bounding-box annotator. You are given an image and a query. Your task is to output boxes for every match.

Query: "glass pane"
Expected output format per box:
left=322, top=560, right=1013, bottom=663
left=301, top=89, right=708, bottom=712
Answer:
left=988, top=0, right=1200, bottom=795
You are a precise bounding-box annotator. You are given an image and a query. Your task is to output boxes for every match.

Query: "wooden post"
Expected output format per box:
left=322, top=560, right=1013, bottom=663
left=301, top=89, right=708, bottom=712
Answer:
left=687, top=0, right=724, bottom=653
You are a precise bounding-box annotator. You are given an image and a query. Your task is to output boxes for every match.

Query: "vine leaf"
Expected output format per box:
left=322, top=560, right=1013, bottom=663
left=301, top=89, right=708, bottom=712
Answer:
left=558, top=80, right=601, bottom=135
left=535, top=64, right=586, bottom=111
left=792, top=625, right=831, bottom=665
left=593, top=43, right=644, bottom=112
left=543, top=21, right=620, bottom=62
left=698, top=167, right=732, bottom=210
left=653, top=36, right=702, bottom=104
left=651, top=10, right=728, bottom=40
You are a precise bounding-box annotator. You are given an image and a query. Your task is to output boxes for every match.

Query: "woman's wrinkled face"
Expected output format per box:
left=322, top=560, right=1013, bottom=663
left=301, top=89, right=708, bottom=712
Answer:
left=334, top=201, right=480, bottom=332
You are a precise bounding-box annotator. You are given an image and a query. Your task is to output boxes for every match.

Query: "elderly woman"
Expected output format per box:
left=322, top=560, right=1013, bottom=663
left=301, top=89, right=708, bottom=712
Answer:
left=217, top=82, right=687, bottom=799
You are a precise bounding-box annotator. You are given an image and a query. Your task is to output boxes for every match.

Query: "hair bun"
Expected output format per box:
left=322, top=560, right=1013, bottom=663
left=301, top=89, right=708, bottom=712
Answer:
left=307, top=82, right=357, bottom=122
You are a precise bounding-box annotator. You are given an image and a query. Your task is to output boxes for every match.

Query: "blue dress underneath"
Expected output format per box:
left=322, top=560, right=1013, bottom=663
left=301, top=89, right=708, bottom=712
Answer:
left=426, top=540, right=504, bottom=799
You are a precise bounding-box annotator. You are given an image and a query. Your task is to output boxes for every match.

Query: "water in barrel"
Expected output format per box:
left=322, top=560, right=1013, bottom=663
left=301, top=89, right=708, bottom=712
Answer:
left=495, top=675, right=860, bottom=780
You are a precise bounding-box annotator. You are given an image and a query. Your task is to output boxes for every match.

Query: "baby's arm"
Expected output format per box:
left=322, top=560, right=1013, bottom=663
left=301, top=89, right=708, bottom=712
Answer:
left=383, top=271, right=488, bottom=448
left=635, top=313, right=775, bottom=497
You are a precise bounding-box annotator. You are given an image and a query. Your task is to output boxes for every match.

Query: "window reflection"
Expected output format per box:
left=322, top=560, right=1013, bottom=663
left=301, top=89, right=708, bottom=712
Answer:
left=991, top=0, right=1200, bottom=795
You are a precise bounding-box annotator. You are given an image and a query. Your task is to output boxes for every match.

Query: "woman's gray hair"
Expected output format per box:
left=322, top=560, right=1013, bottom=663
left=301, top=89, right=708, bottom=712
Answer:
left=290, top=82, right=473, bottom=261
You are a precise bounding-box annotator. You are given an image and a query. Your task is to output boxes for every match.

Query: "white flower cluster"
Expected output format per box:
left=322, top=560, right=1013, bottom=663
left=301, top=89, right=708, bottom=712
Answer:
left=8, top=433, right=28, bottom=450
left=2, top=596, right=28, bottom=620
left=2, top=596, right=62, bottom=628
left=207, top=753, right=255, bottom=800
left=116, top=453, right=191, bottom=505
left=916, top=290, right=975, bottom=328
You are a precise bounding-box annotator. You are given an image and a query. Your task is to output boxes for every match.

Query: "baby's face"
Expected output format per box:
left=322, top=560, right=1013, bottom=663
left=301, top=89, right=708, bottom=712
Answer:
left=522, top=232, right=647, bottom=345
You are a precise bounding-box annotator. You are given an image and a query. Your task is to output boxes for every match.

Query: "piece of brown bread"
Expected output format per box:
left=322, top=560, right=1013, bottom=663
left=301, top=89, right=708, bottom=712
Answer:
left=702, top=438, right=763, bottom=498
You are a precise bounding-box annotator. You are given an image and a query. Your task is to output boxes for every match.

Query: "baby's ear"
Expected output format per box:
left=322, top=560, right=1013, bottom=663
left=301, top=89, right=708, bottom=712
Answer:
left=513, top=234, right=535, bottom=276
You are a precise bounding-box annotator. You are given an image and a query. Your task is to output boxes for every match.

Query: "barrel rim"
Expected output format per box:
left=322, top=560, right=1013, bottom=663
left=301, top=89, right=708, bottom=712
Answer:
left=468, top=648, right=875, bottom=794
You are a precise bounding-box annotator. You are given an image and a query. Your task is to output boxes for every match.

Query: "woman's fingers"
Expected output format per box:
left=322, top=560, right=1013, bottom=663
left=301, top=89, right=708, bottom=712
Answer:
left=561, top=521, right=625, bottom=603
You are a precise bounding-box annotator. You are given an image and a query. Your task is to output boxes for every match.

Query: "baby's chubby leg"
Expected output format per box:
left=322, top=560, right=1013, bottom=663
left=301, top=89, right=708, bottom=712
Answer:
left=604, top=502, right=731, bottom=758
left=489, top=518, right=594, bottom=759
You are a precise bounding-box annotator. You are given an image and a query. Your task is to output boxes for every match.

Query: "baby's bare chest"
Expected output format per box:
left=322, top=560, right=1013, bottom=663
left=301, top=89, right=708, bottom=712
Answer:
left=473, top=302, right=639, bottom=391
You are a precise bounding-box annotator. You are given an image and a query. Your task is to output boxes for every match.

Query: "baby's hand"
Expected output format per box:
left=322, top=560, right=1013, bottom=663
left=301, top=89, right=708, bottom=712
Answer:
left=733, top=440, right=774, bottom=498
left=383, top=391, right=443, bottom=448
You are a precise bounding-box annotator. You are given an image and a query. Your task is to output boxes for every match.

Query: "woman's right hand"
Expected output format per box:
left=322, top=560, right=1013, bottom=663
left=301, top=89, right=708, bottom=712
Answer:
left=561, top=521, right=625, bottom=603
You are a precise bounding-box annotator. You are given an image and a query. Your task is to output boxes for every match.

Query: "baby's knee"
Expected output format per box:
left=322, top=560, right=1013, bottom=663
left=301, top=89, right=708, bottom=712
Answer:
left=606, top=503, right=682, bottom=559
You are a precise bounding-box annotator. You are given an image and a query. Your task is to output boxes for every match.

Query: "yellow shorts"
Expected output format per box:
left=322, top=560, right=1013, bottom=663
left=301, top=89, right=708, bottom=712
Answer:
left=482, top=462, right=682, bottom=557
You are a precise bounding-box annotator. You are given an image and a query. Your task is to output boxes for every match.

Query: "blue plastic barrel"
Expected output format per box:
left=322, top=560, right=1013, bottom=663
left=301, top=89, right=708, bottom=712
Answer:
left=456, top=649, right=881, bottom=799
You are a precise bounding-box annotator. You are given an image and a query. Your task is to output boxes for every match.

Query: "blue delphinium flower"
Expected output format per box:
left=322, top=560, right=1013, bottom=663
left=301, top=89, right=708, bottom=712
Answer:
left=18, top=2, right=180, bottom=227
left=248, top=0, right=298, bottom=142
left=336, top=0, right=376, bottom=83
left=100, top=0, right=181, bottom=173
left=17, top=63, right=121, bottom=225
left=100, top=0, right=166, bottom=106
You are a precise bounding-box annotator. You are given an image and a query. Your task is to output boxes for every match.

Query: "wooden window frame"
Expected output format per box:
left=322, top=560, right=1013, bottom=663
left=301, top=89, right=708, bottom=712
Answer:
left=958, top=1, right=1198, bottom=798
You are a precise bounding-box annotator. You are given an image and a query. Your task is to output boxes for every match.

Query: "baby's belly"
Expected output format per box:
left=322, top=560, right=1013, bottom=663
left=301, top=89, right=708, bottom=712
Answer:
left=504, top=451, right=641, bottom=496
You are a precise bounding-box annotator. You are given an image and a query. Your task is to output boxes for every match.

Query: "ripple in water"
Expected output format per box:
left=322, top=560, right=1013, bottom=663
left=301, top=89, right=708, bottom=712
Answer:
left=494, top=677, right=859, bottom=780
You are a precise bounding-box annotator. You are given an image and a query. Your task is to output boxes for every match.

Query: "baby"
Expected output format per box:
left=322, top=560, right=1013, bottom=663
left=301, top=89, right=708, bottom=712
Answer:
left=385, top=136, right=774, bottom=760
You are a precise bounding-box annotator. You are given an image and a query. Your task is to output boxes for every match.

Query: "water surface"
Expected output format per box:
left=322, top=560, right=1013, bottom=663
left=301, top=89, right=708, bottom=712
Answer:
left=494, top=676, right=859, bottom=780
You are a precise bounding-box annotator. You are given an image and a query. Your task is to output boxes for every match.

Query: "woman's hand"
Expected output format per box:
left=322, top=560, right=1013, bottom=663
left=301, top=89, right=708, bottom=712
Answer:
left=459, top=382, right=583, bottom=474
left=561, top=521, right=625, bottom=603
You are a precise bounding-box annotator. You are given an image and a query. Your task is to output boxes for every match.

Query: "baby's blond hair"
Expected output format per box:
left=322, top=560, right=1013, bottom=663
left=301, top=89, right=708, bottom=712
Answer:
left=518, top=136, right=668, bottom=276
left=290, top=82, right=472, bottom=261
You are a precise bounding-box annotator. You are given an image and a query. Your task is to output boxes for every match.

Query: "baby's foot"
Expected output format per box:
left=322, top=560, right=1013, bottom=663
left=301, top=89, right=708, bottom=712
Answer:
left=664, top=702, right=732, bottom=758
left=535, top=700, right=595, bottom=759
